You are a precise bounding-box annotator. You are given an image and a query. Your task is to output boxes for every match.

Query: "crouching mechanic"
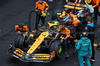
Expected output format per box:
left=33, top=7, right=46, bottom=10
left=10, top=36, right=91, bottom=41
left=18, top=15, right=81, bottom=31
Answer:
left=75, top=32, right=92, bottom=66
left=35, top=0, right=49, bottom=32
left=15, top=24, right=28, bottom=33
left=55, top=22, right=75, bottom=58
left=65, top=16, right=82, bottom=39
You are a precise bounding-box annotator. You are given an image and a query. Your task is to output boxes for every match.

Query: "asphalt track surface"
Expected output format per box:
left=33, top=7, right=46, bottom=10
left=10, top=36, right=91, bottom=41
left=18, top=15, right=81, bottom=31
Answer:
left=0, top=0, right=100, bottom=66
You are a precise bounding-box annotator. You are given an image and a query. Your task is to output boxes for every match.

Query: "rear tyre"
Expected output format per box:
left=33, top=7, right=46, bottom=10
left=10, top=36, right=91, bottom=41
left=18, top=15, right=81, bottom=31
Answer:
left=50, top=41, right=63, bottom=57
left=52, top=9, right=62, bottom=20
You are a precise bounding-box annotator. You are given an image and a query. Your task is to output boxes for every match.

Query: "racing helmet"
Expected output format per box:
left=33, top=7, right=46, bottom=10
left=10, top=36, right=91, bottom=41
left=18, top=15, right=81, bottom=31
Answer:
left=53, top=21, right=59, bottom=29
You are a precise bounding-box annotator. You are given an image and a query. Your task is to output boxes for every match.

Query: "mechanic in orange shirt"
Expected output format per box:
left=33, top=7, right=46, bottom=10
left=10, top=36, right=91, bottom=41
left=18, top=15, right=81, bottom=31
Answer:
left=65, top=16, right=81, bottom=30
left=65, top=16, right=82, bottom=39
left=58, top=10, right=77, bottom=23
left=15, top=24, right=28, bottom=33
left=35, top=0, right=49, bottom=32
left=55, top=22, right=75, bottom=58
left=89, top=0, right=100, bottom=23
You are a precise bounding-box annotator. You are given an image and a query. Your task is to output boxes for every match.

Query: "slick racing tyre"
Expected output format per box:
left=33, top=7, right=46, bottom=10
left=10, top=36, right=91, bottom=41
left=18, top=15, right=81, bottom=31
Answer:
left=50, top=41, right=63, bottom=57
left=15, top=34, right=28, bottom=51
left=52, top=9, right=62, bottom=20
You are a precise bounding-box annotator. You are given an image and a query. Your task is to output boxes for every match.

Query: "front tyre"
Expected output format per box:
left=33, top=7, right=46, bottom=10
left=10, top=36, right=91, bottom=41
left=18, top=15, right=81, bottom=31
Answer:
left=50, top=41, right=63, bottom=57
left=14, top=34, right=28, bottom=51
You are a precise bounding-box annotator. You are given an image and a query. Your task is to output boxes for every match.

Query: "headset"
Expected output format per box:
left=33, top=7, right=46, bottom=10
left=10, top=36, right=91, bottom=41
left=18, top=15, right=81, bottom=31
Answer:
left=80, top=32, right=88, bottom=37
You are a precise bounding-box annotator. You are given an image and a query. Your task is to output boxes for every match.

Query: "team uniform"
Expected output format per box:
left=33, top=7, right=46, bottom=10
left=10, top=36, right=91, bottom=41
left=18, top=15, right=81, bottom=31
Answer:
left=15, top=25, right=28, bottom=33
left=35, top=1, right=49, bottom=31
left=75, top=37, right=92, bottom=66
left=65, top=15, right=82, bottom=39
left=84, top=23, right=95, bottom=60
left=58, top=27, right=75, bottom=54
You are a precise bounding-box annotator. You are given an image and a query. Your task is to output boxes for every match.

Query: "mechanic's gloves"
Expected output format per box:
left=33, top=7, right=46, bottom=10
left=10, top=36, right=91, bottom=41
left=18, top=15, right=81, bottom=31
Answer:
left=66, top=22, right=72, bottom=26
left=44, top=10, right=47, bottom=13
left=74, top=1, right=77, bottom=3
left=60, top=39, right=64, bottom=43
left=37, top=9, right=42, bottom=15
left=53, top=37, right=56, bottom=40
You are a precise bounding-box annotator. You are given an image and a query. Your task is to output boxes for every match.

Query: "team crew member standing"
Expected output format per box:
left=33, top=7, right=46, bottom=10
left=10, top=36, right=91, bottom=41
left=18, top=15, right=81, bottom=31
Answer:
left=35, top=0, right=49, bottom=32
left=75, top=32, right=92, bottom=66
left=84, top=16, right=95, bottom=61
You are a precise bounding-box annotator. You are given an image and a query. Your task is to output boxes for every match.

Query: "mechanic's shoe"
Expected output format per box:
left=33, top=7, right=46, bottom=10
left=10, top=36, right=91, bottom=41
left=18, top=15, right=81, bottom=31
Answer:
left=94, top=20, right=98, bottom=26
left=83, top=61, right=85, bottom=64
left=48, top=0, right=53, bottom=2
left=90, top=58, right=95, bottom=62
left=72, top=49, right=77, bottom=54
left=8, top=43, right=13, bottom=51
left=32, top=30, right=37, bottom=33
left=65, top=53, right=69, bottom=58
left=38, top=24, right=42, bottom=27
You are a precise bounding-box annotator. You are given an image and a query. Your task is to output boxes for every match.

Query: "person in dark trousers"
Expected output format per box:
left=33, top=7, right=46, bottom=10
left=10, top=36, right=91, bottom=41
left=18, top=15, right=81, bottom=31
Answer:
left=35, top=0, right=49, bottom=32
left=84, top=16, right=95, bottom=61
left=55, top=22, right=75, bottom=58
left=89, top=0, right=100, bottom=24
left=75, top=32, right=92, bottom=66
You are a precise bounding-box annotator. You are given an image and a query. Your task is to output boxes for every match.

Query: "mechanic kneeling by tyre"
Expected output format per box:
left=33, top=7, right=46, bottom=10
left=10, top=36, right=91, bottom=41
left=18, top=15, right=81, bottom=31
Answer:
left=15, top=24, right=28, bottom=33
left=55, top=22, right=75, bottom=58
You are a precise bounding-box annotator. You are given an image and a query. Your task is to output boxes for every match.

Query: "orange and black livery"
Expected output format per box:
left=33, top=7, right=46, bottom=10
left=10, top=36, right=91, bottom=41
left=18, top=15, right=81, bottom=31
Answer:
left=15, top=24, right=28, bottom=33
left=8, top=22, right=63, bottom=63
left=35, top=1, right=49, bottom=12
